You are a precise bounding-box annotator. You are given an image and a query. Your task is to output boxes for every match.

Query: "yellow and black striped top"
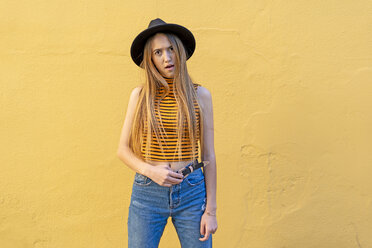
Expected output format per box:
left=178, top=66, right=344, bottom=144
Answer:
left=141, top=78, right=201, bottom=162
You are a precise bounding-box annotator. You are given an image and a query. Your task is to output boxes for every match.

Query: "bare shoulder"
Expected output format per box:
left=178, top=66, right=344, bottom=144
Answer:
left=196, top=85, right=212, bottom=105
left=117, top=85, right=144, bottom=152
left=126, top=85, right=143, bottom=111
left=130, top=85, right=143, bottom=98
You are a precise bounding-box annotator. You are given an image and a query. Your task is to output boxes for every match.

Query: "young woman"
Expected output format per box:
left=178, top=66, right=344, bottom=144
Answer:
left=117, top=18, right=217, bottom=248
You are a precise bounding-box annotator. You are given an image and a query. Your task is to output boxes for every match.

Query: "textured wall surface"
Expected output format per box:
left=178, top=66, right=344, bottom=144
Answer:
left=1, top=0, right=372, bottom=247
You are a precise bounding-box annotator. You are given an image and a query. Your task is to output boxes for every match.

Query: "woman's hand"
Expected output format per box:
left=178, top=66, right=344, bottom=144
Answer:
left=199, top=212, right=218, bottom=241
left=147, top=164, right=184, bottom=187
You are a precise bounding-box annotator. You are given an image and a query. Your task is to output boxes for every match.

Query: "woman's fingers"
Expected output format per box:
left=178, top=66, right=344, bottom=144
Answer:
left=170, top=170, right=184, bottom=179
left=199, top=231, right=210, bottom=241
left=150, top=164, right=185, bottom=186
left=158, top=174, right=183, bottom=187
left=165, top=171, right=184, bottom=184
left=150, top=164, right=184, bottom=186
left=166, top=176, right=183, bottom=185
left=199, top=221, right=209, bottom=241
left=200, top=220, right=205, bottom=235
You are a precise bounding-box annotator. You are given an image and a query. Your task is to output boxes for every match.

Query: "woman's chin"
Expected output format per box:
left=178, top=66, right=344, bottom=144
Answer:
left=162, top=72, right=174, bottom=78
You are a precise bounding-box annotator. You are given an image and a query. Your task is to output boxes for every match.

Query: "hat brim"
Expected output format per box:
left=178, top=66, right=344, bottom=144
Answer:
left=130, top=23, right=196, bottom=67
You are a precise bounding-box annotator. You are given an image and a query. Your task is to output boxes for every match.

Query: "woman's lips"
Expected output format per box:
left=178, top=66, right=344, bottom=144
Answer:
left=165, top=65, right=174, bottom=70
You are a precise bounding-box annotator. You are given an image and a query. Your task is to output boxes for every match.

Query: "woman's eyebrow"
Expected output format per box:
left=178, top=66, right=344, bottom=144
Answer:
left=153, top=45, right=172, bottom=52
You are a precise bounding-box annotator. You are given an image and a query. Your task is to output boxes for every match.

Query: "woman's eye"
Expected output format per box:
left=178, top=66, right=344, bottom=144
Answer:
left=155, top=51, right=160, bottom=55
left=170, top=47, right=174, bottom=50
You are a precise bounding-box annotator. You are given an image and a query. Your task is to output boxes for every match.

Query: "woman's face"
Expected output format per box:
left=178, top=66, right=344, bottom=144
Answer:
left=150, top=33, right=176, bottom=79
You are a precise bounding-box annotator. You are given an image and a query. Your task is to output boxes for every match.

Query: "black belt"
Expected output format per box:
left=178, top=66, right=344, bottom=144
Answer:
left=176, top=160, right=210, bottom=178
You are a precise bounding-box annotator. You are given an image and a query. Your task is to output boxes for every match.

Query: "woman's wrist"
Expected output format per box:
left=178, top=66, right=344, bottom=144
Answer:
left=205, top=210, right=217, bottom=216
left=205, top=206, right=217, bottom=216
left=206, top=204, right=217, bottom=211
left=141, top=162, right=154, bottom=177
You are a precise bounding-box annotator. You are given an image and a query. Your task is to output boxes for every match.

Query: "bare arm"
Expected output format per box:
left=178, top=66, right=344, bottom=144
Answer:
left=116, top=86, right=153, bottom=176
left=116, top=86, right=183, bottom=186
left=197, top=86, right=217, bottom=214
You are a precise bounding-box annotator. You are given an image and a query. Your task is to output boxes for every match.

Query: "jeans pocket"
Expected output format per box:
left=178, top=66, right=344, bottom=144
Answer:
left=185, top=169, right=204, bottom=186
left=133, top=173, right=153, bottom=186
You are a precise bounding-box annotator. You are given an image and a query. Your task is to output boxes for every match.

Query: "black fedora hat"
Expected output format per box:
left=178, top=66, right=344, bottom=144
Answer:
left=130, top=18, right=196, bottom=67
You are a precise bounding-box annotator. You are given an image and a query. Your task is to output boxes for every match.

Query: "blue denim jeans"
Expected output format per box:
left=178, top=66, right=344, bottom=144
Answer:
left=127, top=168, right=213, bottom=248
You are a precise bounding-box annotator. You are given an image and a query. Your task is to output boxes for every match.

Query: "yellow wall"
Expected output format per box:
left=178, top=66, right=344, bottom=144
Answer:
left=1, top=0, right=372, bottom=247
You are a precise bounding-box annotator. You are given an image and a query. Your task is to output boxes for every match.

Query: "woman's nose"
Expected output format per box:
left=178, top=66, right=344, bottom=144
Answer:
left=163, top=50, right=172, bottom=61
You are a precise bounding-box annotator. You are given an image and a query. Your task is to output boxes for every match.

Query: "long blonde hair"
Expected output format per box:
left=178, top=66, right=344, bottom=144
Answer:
left=129, top=32, right=203, bottom=162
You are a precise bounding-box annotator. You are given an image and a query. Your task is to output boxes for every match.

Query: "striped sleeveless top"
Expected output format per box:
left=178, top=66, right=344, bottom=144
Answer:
left=141, top=77, right=201, bottom=162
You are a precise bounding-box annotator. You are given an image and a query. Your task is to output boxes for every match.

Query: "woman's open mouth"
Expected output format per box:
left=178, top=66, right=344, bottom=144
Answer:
left=165, top=65, right=174, bottom=70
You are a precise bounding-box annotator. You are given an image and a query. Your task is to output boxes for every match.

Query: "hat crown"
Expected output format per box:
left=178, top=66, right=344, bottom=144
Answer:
left=148, top=18, right=167, bottom=28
